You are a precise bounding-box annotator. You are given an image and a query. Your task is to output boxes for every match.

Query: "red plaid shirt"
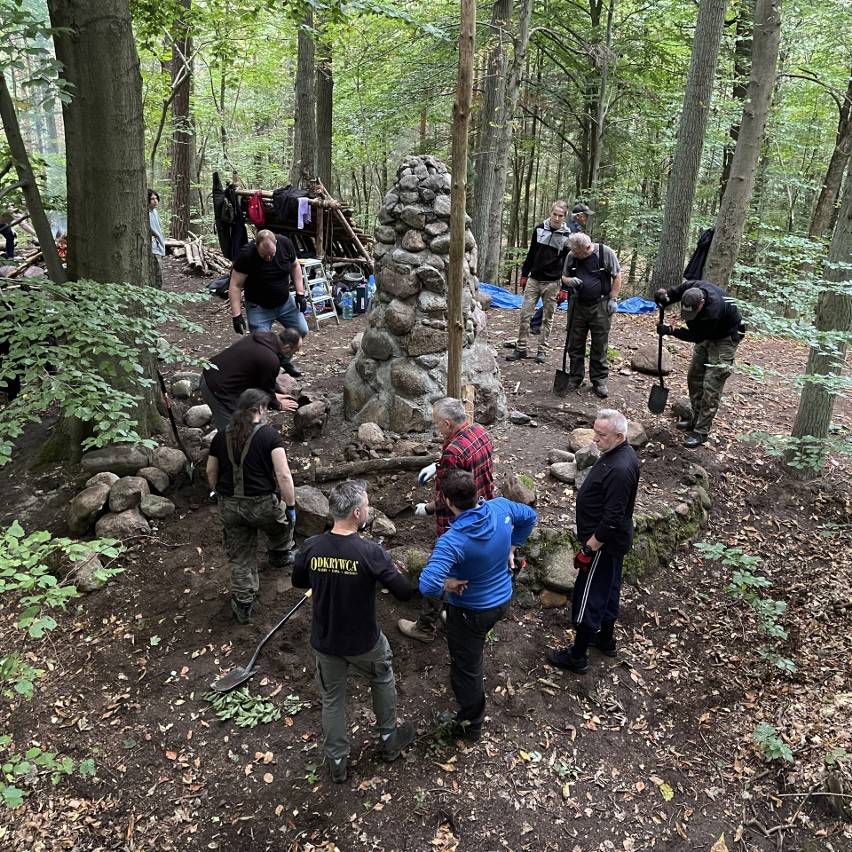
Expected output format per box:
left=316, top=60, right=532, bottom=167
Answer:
left=434, top=423, right=494, bottom=535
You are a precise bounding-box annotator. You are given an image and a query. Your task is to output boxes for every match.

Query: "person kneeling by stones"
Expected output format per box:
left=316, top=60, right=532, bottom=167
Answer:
left=206, top=389, right=297, bottom=624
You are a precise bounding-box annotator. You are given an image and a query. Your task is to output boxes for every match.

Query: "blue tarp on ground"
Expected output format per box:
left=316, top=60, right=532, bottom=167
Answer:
left=478, top=282, right=657, bottom=315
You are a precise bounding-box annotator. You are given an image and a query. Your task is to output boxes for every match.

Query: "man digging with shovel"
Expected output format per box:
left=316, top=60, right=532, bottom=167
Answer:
left=654, top=280, right=744, bottom=449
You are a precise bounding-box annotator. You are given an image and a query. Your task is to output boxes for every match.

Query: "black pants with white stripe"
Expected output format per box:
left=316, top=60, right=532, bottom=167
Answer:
left=571, top=549, right=624, bottom=631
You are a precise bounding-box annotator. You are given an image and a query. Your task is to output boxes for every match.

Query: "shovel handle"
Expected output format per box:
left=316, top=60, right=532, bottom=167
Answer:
left=657, top=306, right=666, bottom=388
left=243, top=589, right=312, bottom=673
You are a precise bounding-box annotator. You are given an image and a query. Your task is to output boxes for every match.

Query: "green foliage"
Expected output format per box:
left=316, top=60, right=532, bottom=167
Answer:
left=0, top=735, right=97, bottom=809
left=0, top=521, right=124, bottom=698
left=741, top=432, right=852, bottom=473
left=0, top=278, right=205, bottom=466
left=695, top=542, right=795, bottom=673
left=281, top=693, right=308, bottom=716
left=752, top=722, right=794, bottom=764
left=824, top=747, right=847, bottom=768
left=203, top=687, right=282, bottom=728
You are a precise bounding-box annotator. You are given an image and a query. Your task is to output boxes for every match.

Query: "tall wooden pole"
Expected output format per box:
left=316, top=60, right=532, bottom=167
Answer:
left=447, top=0, right=476, bottom=399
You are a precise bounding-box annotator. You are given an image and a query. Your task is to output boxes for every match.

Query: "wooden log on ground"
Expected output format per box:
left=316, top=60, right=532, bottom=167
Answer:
left=291, top=454, right=430, bottom=485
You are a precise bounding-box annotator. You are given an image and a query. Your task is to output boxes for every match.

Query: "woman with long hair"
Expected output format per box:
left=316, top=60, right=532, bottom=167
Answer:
left=206, top=389, right=297, bottom=624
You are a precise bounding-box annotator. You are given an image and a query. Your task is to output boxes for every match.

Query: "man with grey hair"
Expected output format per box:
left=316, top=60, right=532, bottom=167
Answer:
left=545, top=408, right=639, bottom=674
left=560, top=232, right=622, bottom=398
left=228, top=228, right=308, bottom=377
left=293, top=480, right=415, bottom=783
left=400, top=397, right=495, bottom=643
left=506, top=201, right=571, bottom=365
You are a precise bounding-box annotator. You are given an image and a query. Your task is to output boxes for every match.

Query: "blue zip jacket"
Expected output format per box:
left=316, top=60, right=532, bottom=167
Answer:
left=419, top=498, right=537, bottom=610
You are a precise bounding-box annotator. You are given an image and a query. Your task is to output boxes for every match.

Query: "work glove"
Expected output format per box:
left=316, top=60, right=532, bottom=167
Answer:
left=295, top=293, right=308, bottom=313
left=414, top=503, right=429, bottom=517
left=657, top=322, right=673, bottom=336
left=520, top=276, right=528, bottom=290
left=232, top=314, right=247, bottom=335
left=565, top=276, right=583, bottom=294
left=653, top=289, right=670, bottom=306
left=286, top=507, right=296, bottom=527
left=606, top=298, right=618, bottom=316
left=418, top=462, right=438, bottom=484
left=573, top=544, right=594, bottom=573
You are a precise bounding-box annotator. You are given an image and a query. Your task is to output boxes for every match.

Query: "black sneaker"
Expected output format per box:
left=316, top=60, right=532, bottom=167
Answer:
left=230, top=596, right=252, bottom=624
left=593, top=383, right=609, bottom=398
left=505, top=350, right=528, bottom=362
left=675, top=419, right=695, bottom=431
left=381, top=721, right=415, bottom=761
left=535, top=352, right=547, bottom=364
left=279, top=357, right=302, bottom=379
left=326, top=756, right=347, bottom=783
left=588, top=635, right=618, bottom=657
left=545, top=646, right=588, bottom=674
left=683, top=433, right=707, bottom=449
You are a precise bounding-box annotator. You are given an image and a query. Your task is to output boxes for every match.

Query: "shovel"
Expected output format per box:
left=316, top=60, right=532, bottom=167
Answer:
left=156, top=368, right=195, bottom=481
left=647, top=307, right=669, bottom=414
left=210, top=589, right=312, bottom=693
left=553, top=295, right=577, bottom=396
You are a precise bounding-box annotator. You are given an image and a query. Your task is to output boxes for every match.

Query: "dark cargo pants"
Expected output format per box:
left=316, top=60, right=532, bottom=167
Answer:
left=219, top=493, right=294, bottom=604
left=688, top=336, right=739, bottom=437
left=568, top=298, right=612, bottom=385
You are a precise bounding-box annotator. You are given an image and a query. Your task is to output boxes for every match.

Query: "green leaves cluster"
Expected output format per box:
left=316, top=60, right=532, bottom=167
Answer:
left=695, top=542, right=795, bottom=673
left=752, top=721, right=794, bottom=764
left=0, top=735, right=97, bottom=809
left=204, top=686, right=283, bottom=728
left=0, top=520, right=124, bottom=699
left=0, top=277, right=205, bottom=466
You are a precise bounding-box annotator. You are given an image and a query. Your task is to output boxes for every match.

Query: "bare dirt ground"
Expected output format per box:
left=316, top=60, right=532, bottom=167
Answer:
left=0, top=259, right=850, bottom=852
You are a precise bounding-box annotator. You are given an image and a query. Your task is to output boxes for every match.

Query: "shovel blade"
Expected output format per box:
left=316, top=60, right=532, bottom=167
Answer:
left=553, top=368, right=573, bottom=397
left=648, top=383, right=669, bottom=414
left=210, top=666, right=255, bottom=693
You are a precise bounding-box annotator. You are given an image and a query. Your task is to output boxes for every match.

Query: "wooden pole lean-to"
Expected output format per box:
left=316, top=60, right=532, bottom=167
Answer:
left=447, top=0, right=476, bottom=400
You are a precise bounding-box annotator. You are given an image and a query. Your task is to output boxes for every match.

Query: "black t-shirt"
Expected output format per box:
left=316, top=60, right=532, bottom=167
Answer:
left=292, top=532, right=413, bottom=656
left=209, top=425, right=285, bottom=496
left=232, top=235, right=297, bottom=308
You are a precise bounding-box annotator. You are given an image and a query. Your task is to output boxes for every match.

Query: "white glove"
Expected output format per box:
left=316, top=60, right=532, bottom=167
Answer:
left=418, top=463, right=438, bottom=485
left=414, top=503, right=429, bottom=517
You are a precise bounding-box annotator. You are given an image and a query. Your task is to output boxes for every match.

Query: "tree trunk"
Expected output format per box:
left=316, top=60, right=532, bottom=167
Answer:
left=650, top=0, right=729, bottom=291
left=719, top=0, right=754, bottom=201
left=315, top=35, right=333, bottom=191
left=483, top=0, right=533, bottom=284
left=46, top=0, right=159, bottom=462
left=290, top=11, right=317, bottom=186
left=0, top=73, right=66, bottom=284
left=703, top=0, right=781, bottom=289
left=472, top=0, right=511, bottom=279
left=809, top=64, right=852, bottom=240
left=787, top=158, right=852, bottom=479
left=170, top=0, right=194, bottom=241
left=448, top=0, right=475, bottom=399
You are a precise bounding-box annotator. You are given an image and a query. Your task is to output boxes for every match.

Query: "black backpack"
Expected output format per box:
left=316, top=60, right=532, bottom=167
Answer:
left=565, top=243, right=612, bottom=296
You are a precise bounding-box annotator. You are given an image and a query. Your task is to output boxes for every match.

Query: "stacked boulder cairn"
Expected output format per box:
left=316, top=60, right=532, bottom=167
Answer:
left=344, top=154, right=506, bottom=430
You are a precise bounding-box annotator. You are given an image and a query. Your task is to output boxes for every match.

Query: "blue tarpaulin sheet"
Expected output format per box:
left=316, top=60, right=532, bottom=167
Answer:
left=478, top=283, right=656, bottom=315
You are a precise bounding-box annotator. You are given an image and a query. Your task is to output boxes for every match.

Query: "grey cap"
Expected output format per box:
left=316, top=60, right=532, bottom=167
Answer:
left=680, top=288, right=706, bottom=321
left=572, top=203, right=594, bottom=215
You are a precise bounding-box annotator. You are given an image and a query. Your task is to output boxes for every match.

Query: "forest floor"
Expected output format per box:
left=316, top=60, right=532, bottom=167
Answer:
left=0, top=259, right=851, bottom=852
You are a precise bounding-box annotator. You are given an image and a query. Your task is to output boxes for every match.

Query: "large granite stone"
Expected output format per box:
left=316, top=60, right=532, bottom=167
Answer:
left=81, top=445, right=151, bottom=477
left=408, top=326, right=448, bottom=356
left=68, top=483, right=112, bottom=535
left=384, top=299, right=416, bottom=336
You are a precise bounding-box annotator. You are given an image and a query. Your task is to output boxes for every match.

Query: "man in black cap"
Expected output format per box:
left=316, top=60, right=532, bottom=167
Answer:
left=568, top=203, right=593, bottom=233
left=654, top=280, right=744, bottom=448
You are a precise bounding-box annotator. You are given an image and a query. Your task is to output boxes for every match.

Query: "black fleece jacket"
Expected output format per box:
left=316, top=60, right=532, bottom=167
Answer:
left=664, top=279, right=742, bottom=343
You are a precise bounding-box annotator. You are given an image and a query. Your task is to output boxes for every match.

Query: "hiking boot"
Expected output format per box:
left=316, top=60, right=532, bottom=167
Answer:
left=545, top=646, right=588, bottom=674
left=675, top=419, right=696, bottom=431
left=588, top=635, right=618, bottom=658
left=593, top=383, right=609, bottom=398
left=505, top=349, right=527, bottom=362
left=266, top=548, right=296, bottom=571
left=535, top=351, right=547, bottom=364
left=398, top=618, right=436, bottom=643
left=683, top=432, right=707, bottom=449
left=230, top=596, right=253, bottom=625
left=326, top=756, right=347, bottom=783
left=381, top=721, right=415, bottom=761
left=437, top=711, right=481, bottom=741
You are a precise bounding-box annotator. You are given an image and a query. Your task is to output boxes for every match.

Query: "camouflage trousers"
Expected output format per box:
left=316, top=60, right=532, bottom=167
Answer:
left=516, top=277, right=562, bottom=354
left=687, top=336, right=739, bottom=437
left=219, top=494, right=294, bottom=604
